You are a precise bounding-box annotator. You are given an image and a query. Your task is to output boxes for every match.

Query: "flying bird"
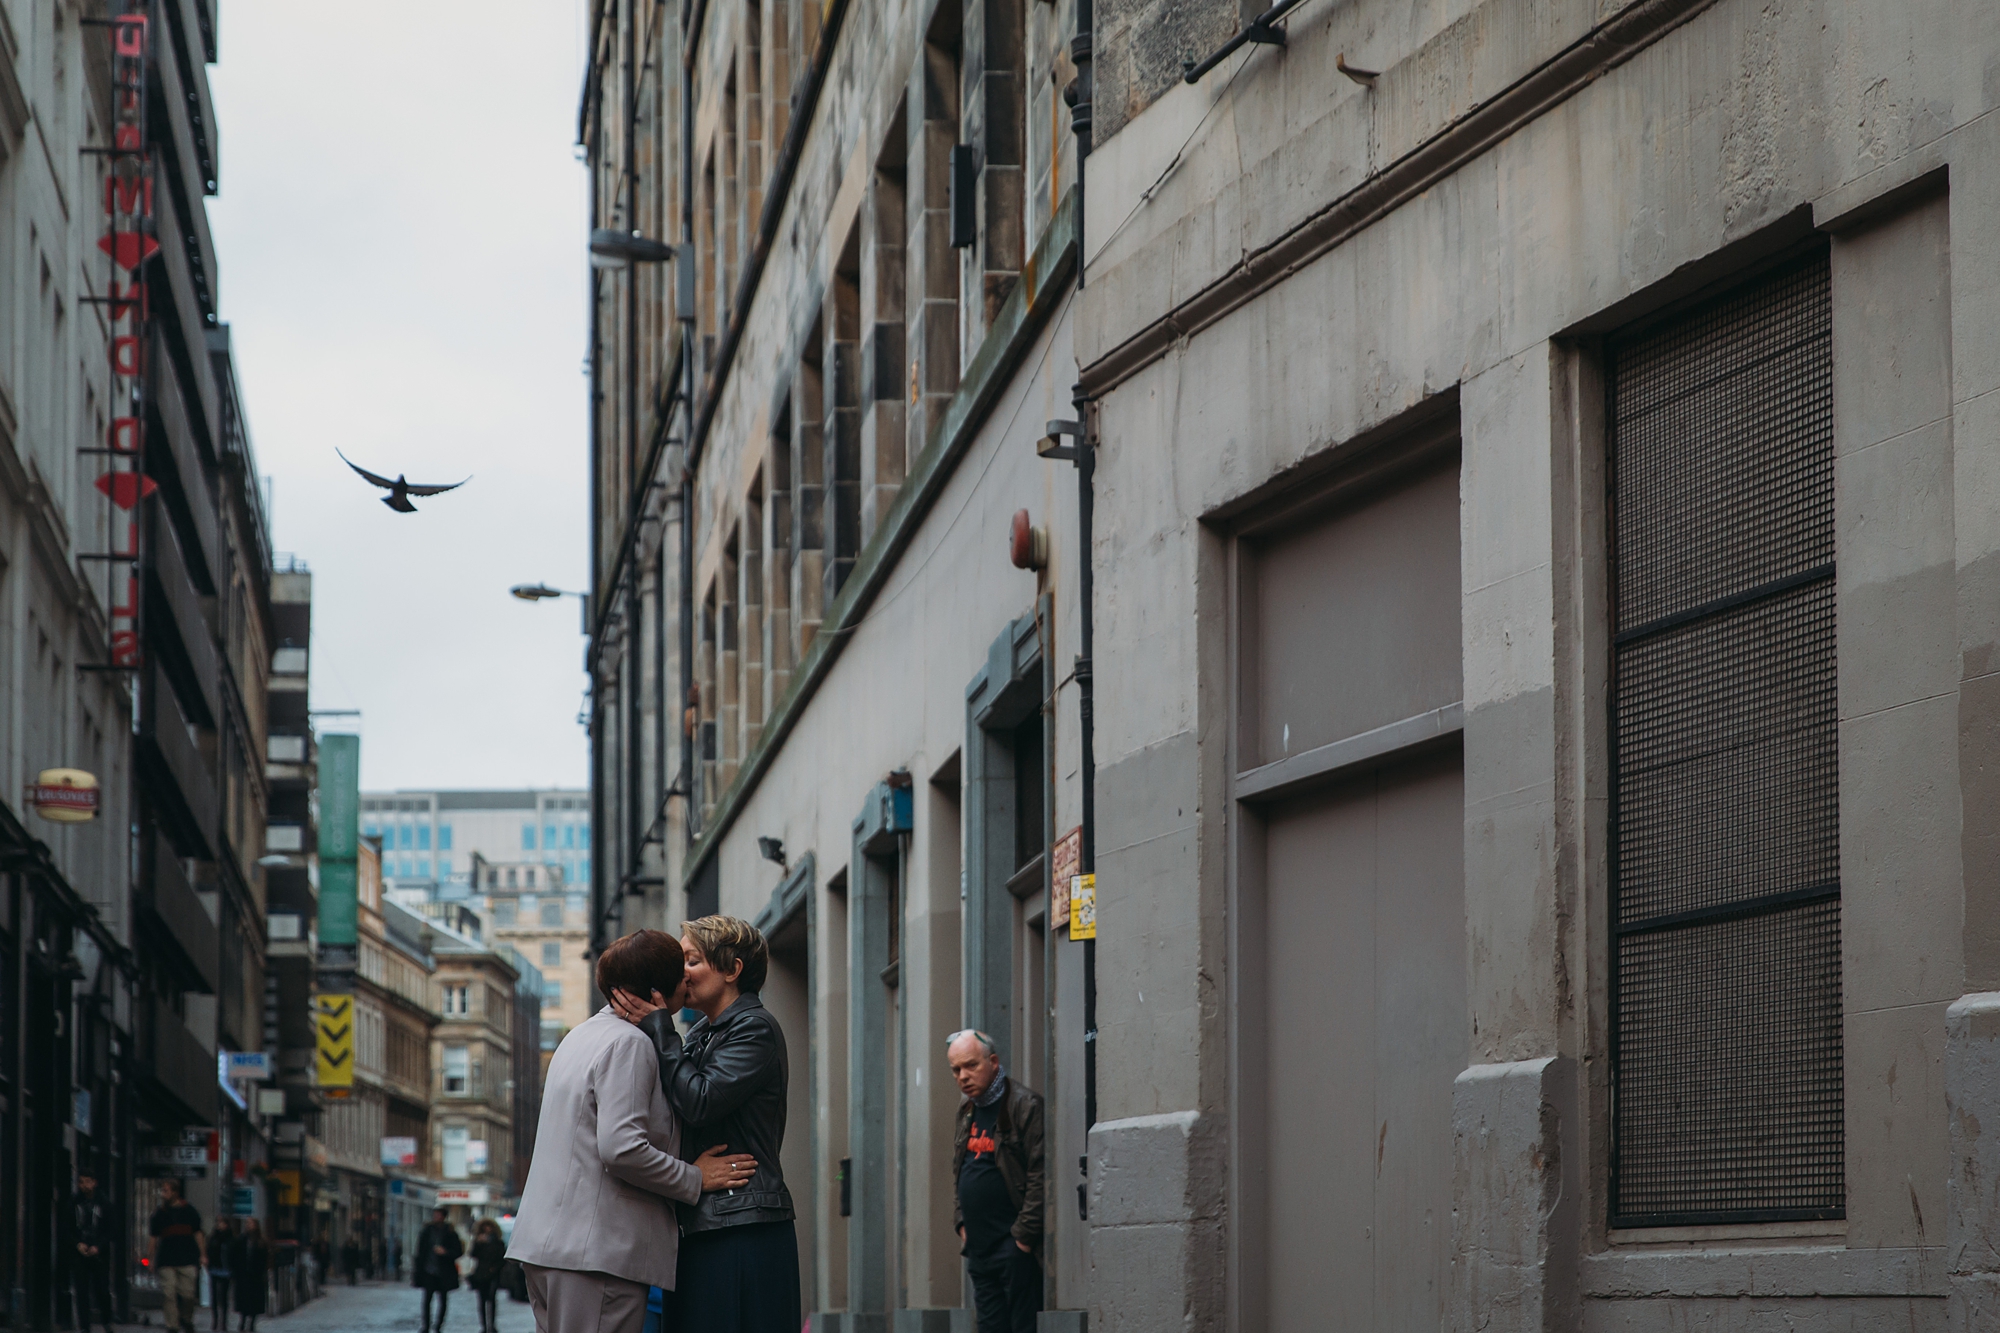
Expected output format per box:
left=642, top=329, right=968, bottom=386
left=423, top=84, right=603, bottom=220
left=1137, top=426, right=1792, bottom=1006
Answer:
left=337, top=450, right=470, bottom=513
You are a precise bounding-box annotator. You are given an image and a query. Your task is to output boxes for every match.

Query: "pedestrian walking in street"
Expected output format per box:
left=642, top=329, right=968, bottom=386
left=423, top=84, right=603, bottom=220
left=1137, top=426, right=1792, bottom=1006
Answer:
left=612, top=915, right=800, bottom=1333
left=467, top=1219, right=508, bottom=1333
left=512, top=929, right=755, bottom=1333
left=148, top=1177, right=207, bottom=1333
left=413, top=1208, right=463, bottom=1332
left=229, top=1220, right=269, bottom=1332
left=206, top=1219, right=235, bottom=1329
left=70, top=1172, right=113, bottom=1333
left=948, top=1029, right=1045, bottom=1333
left=344, top=1228, right=363, bottom=1286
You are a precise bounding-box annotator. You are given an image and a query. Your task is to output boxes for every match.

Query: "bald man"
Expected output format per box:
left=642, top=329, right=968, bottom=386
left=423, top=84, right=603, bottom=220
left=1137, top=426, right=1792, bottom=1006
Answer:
left=947, top=1030, right=1045, bottom=1333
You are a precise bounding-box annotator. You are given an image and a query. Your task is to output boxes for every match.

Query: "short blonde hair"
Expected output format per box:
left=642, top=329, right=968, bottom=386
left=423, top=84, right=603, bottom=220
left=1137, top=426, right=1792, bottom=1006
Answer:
left=682, top=915, right=769, bottom=993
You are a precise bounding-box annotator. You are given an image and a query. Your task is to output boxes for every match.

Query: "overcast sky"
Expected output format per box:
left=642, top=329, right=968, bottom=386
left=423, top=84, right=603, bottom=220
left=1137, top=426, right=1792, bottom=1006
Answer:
left=208, top=2, right=593, bottom=792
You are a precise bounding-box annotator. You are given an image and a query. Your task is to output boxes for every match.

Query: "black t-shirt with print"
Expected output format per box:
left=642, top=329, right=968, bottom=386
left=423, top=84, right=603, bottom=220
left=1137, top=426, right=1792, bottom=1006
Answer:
left=957, top=1099, right=1017, bottom=1268
left=150, top=1200, right=204, bottom=1268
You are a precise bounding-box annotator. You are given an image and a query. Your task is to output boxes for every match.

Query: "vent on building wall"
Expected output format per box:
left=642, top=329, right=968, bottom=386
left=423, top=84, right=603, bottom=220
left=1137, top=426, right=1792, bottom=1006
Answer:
left=1608, top=251, right=1843, bottom=1228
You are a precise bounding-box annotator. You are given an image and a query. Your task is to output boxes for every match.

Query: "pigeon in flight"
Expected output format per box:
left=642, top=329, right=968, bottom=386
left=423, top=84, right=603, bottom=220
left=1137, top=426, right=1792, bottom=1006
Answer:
left=337, top=450, right=469, bottom=513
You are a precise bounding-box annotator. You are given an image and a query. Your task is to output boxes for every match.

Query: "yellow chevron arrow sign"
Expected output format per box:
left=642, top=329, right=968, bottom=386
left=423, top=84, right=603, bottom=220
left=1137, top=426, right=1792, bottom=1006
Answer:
left=316, top=994, right=355, bottom=1089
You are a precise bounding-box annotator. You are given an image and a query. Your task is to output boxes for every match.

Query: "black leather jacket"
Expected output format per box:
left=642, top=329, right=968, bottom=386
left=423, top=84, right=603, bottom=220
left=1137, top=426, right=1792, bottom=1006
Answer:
left=640, top=992, right=795, bottom=1233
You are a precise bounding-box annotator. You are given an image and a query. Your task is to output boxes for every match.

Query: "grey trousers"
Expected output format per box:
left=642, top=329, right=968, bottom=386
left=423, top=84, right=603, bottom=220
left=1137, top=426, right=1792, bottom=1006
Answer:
left=522, top=1264, right=650, bottom=1333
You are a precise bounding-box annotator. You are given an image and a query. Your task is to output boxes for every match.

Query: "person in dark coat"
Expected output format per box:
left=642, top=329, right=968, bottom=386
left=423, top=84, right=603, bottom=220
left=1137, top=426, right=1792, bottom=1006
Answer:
left=229, top=1220, right=269, bottom=1332
left=206, top=1220, right=235, bottom=1330
left=70, top=1173, right=114, bottom=1333
left=412, top=1208, right=463, bottom=1333
left=467, top=1218, right=507, bottom=1333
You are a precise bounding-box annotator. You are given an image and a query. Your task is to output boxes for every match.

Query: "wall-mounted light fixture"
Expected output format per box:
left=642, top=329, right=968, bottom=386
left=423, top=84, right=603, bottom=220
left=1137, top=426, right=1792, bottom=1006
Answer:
left=589, top=228, right=677, bottom=268
left=757, top=837, right=787, bottom=869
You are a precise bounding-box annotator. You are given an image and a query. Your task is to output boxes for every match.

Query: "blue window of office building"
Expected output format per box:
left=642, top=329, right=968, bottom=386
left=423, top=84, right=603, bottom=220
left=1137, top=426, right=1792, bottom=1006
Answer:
left=418, top=858, right=431, bottom=879
left=399, top=825, right=413, bottom=850
left=523, top=825, right=536, bottom=851
left=580, top=857, right=590, bottom=883
left=400, top=857, right=413, bottom=878
left=579, top=825, right=590, bottom=849
left=563, top=825, right=575, bottom=849
left=545, top=825, right=557, bottom=850
left=417, top=826, right=431, bottom=851
left=440, top=825, right=453, bottom=850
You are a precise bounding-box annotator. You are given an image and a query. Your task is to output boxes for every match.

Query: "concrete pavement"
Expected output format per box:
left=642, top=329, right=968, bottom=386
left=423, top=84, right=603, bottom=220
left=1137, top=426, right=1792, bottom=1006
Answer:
left=111, top=1280, right=537, bottom=1333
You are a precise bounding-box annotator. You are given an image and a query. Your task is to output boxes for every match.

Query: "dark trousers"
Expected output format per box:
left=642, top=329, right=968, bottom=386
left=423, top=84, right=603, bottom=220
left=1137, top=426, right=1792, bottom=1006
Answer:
left=672, top=1220, right=801, bottom=1333
left=209, top=1276, right=231, bottom=1328
left=72, top=1258, right=112, bottom=1331
left=422, top=1288, right=450, bottom=1330
left=968, top=1248, right=1041, bottom=1333
left=475, top=1284, right=498, bottom=1331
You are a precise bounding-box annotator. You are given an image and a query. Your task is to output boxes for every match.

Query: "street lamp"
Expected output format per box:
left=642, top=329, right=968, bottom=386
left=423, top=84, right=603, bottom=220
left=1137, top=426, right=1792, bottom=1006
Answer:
left=510, top=583, right=591, bottom=634
left=589, top=228, right=676, bottom=269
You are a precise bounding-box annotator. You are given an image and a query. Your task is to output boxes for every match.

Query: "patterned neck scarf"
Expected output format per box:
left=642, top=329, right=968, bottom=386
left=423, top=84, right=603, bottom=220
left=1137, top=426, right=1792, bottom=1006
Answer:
left=975, top=1066, right=1009, bottom=1108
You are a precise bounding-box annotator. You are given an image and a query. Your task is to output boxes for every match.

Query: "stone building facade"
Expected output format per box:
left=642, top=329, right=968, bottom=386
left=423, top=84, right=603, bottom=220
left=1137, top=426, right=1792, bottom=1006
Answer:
left=585, top=0, right=2000, bottom=1328
left=1, top=1, right=284, bottom=1322
left=581, top=0, right=1089, bottom=1319
left=1075, top=0, right=2000, bottom=1329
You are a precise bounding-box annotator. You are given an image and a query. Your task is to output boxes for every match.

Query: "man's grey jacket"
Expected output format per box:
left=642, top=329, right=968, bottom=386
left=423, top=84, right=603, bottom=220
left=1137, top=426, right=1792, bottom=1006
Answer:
left=508, top=1007, right=702, bottom=1288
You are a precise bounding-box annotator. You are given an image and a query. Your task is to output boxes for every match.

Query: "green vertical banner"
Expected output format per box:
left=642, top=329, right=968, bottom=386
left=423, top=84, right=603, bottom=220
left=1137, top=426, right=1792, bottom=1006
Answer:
left=318, top=732, right=360, bottom=946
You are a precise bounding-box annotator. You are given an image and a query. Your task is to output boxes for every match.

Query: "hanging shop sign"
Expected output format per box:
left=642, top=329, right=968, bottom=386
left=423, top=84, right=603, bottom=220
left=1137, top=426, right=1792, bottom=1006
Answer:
left=316, top=994, right=355, bottom=1089
left=26, top=769, right=100, bottom=823
left=435, top=1187, right=490, bottom=1206
left=225, top=1051, right=274, bottom=1081
left=79, top=3, right=156, bottom=674
left=381, top=1136, right=419, bottom=1168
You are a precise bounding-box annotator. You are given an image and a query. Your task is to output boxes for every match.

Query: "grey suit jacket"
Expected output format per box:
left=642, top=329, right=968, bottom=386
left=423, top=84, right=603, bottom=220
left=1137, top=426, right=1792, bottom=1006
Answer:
left=507, top=1007, right=701, bottom=1288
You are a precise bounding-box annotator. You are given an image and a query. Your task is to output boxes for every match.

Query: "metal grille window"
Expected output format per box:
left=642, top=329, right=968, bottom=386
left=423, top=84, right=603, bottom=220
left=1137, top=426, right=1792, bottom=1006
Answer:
left=1608, top=253, right=1843, bottom=1227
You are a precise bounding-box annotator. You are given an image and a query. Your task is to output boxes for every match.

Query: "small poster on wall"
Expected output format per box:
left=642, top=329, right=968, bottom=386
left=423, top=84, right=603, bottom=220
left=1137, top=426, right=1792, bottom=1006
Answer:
left=1050, top=827, right=1081, bottom=928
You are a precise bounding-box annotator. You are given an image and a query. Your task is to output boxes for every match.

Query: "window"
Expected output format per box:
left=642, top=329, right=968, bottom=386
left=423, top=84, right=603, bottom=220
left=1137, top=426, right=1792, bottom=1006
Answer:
left=417, top=825, right=431, bottom=851
left=566, top=894, right=585, bottom=913
left=563, top=825, right=575, bottom=849
left=579, top=825, right=590, bottom=849
left=440, top=825, right=453, bottom=850
left=506, top=868, right=517, bottom=888
left=417, top=858, right=432, bottom=879
left=523, top=824, right=536, bottom=850
left=399, top=825, right=413, bottom=850
left=443, top=984, right=470, bottom=1016
left=1608, top=253, right=1841, bottom=1227
left=541, top=901, right=563, bottom=927
left=545, top=981, right=563, bottom=1008
left=541, top=942, right=560, bottom=967
left=442, top=1124, right=468, bottom=1176
left=486, top=868, right=498, bottom=888
left=443, top=1046, right=469, bottom=1095
left=493, top=901, right=517, bottom=927
left=580, top=857, right=590, bottom=882
left=545, top=825, right=557, bottom=850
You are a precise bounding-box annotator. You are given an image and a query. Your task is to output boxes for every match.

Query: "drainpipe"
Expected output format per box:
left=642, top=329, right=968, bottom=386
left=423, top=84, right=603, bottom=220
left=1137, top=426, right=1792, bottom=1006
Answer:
left=1069, top=0, right=1099, bottom=1214
left=677, top=0, right=698, bottom=846
left=587, top=52, right=608, bottom=958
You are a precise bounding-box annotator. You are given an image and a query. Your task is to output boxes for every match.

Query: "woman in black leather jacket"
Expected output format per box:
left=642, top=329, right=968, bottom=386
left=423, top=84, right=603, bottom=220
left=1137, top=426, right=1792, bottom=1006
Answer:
left=611, top=914, right=798, bottom=1333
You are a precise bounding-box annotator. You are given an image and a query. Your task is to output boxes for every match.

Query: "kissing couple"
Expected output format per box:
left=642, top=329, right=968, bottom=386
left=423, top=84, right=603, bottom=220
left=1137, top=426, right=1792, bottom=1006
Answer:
left=509, top=917, right=800, bottom=1333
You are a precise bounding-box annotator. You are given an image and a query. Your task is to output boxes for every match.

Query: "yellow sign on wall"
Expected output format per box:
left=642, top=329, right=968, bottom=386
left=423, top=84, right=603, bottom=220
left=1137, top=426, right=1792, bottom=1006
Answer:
left=316, top=994, right=354, bottom=1089
left=272, top=1169, right=301, bottom=1206
left=1069, top=874, right=1097, bottom=941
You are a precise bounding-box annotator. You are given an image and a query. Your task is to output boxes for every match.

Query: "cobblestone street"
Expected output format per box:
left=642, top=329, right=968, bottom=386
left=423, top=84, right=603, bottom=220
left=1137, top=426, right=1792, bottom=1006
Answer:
left=114, top=1281, right=538, bottom=1333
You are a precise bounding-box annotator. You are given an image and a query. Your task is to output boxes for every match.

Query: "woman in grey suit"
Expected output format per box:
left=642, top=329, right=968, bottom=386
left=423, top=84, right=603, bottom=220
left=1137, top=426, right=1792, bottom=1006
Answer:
left=509, top=929, right=756, bottom=1333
